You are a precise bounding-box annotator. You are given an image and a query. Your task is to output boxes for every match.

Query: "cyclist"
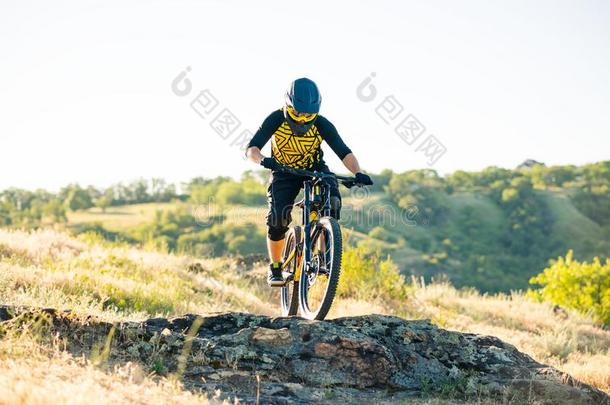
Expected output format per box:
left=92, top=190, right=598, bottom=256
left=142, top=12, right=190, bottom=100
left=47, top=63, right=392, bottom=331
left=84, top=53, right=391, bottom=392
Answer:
left=246, top=77, right=373, bottom=286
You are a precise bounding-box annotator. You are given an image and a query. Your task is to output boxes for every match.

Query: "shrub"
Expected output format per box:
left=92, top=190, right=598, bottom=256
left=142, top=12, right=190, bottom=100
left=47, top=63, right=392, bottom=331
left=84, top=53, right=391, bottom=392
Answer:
left=337, top=246, right=410, bottom=301
left=528, top=250, right=610, bottom=325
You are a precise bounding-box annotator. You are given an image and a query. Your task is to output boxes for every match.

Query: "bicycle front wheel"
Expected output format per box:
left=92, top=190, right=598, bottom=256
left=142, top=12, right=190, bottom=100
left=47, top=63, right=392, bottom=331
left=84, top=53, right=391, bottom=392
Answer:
left=299, top=216, right=342, bottom=320
left=280, top=226, right=301, bottom=316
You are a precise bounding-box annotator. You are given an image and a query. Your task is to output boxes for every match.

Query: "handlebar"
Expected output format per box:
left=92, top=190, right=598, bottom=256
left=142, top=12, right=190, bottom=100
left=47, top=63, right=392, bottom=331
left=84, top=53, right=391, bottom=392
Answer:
left=274, top=164, right=364, bottom=188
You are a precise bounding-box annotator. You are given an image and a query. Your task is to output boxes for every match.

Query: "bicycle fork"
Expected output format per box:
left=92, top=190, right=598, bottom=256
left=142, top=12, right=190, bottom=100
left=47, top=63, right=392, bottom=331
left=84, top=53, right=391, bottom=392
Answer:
left=301, top=181, right=313, bottom=282
left=287, top=180, right=328, bottom=283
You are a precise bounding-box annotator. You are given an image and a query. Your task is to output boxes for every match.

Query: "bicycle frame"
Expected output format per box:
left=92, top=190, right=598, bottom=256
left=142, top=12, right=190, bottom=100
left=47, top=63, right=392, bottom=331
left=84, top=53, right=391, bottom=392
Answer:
left=280, top=176, right=332, bottom=282
left=301, top=177, right=332, bottom=281
left=277, top=165, right=358, bottom=283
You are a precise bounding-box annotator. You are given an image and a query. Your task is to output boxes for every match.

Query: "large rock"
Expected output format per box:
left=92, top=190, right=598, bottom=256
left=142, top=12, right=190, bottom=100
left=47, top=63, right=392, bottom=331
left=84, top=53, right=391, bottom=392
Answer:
left=1, top=306, right=607, bottom=404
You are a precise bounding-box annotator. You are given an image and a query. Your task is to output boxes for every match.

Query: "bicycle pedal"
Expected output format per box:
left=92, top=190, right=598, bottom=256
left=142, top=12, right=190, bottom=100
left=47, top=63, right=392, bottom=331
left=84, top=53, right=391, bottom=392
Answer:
left=268, top=279, right=287, bottom=287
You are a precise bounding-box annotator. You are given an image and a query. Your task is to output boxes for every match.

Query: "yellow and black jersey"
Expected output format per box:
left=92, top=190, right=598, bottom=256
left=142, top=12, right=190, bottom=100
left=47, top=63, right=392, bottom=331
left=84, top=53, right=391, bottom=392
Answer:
left=247, top=109, right=352, bottom=170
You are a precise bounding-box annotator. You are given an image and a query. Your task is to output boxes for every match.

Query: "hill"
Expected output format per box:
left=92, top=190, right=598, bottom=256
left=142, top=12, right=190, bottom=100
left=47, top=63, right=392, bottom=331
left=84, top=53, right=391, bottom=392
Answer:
left=4, top=161, right=598, bottom=293
left=0, top=229, right=608, bottom=403
left=341, top=187, right=608, bottom=292
left=60, top=185, right=607, bottom=293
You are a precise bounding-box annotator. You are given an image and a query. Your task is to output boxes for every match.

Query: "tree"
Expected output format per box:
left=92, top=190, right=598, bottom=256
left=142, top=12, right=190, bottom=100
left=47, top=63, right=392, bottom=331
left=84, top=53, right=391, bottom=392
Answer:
left=570, top=161, right=610, bottom=227
left=42, top=199, right=67, bottom=222
left=475, top=166, right=514, bottom=188
left=446, top=170, right=477, bottom=191
left=151, top=178, right=177, bottom=202
left=386, top=170, right=448, bottom=225
left=95, top=190, right=114, bottom=213
left=130, top=179, right=150, bottom=203
left=61, top=185, right=94, bottom=211
left=371, top=168, right=393, bottom=192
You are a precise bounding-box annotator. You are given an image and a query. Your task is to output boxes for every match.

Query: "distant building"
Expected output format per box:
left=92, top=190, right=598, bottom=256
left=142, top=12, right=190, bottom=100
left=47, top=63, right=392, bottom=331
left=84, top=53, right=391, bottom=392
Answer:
left=517, top=159, right=545, bottom=169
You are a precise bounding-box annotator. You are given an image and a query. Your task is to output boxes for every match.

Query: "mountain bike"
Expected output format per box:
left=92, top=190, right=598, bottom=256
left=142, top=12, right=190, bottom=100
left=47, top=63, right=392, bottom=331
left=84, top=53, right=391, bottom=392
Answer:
left=275, top=165, right=365, bottom=320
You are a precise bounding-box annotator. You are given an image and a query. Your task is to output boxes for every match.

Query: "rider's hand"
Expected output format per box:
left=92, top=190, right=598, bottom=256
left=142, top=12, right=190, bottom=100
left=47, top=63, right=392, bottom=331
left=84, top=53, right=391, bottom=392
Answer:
left=355, top=172, right=373, bottom=186
left=261, top=157, right=281, bottom=171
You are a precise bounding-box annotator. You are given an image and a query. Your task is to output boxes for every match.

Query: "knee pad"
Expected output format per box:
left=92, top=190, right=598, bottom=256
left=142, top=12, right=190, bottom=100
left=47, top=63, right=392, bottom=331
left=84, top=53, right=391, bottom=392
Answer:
left=266, top=206, right=292, bottom=241
left=267, top=225, right=288, bottom=241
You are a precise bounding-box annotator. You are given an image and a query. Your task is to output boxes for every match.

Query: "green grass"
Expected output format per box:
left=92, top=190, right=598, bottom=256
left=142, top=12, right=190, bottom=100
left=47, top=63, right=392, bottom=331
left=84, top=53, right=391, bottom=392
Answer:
left=67, top=202, right=175, bottom=232
left=445, top=192, right=505, bottom=227
left=340, top=191, right=507, bottom=272
left=539, top=190, right=606, bottom=257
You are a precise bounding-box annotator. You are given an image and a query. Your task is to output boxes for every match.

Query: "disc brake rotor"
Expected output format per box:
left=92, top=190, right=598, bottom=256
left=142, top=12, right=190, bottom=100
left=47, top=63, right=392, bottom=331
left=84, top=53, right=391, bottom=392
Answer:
left=308, top=255, right=320, bottom=285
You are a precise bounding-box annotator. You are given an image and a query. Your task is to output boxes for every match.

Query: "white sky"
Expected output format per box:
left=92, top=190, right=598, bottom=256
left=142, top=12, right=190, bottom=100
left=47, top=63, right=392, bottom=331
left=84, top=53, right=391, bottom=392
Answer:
left=1, top=0, right=609, bottom=191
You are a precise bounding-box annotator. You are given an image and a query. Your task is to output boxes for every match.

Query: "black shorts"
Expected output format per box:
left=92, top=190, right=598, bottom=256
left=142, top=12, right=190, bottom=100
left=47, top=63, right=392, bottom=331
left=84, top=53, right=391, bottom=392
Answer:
left=266, top=168, right=341, bottom=241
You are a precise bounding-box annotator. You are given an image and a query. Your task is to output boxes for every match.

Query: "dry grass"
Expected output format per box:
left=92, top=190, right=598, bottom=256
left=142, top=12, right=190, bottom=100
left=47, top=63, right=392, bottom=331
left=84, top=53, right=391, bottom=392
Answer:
left=0, top=229, right=272, bottom=322
left=0, top=317, right=222, bottom=405
left=0, top=229, right=272, bottom=404
left=1, top=228, right=608, bottom=401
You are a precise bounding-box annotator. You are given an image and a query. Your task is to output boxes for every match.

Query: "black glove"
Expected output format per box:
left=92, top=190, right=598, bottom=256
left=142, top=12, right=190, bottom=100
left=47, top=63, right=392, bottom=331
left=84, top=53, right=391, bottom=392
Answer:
left=261, top=157, right=280, bottom=171
left=355, top=172, right=373, bottom=186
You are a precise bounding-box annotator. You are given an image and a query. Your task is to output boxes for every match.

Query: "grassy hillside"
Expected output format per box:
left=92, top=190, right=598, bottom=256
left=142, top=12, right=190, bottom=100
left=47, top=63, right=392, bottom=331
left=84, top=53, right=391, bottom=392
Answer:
left=67, top=202, right=175, bottom=232
left=540, top=190, right=604, bottom=251
left=0, top=229, right=608, bottom=401
left=60, top=181, right=609, bottom=294
left=346, top=188, right=608, bottom=291
left=3, top=161, right=609, bottom=294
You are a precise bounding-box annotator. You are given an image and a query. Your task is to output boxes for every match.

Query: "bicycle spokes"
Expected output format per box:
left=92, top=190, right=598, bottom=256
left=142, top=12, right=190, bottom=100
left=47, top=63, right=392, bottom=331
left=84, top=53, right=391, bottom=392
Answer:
left=299, top=217, right=342, bottom=320
left=280, top=227, right=301, bottom=316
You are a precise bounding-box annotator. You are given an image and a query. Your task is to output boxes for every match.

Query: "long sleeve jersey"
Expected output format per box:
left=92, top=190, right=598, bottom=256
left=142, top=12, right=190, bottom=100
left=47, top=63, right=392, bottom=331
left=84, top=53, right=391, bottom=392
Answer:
left=247, top=109, right=352, bottom=170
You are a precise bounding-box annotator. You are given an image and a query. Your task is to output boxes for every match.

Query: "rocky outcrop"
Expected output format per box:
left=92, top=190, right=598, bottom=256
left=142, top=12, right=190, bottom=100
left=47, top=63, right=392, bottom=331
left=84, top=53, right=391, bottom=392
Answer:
left=1, top=305, right=607, bottom=404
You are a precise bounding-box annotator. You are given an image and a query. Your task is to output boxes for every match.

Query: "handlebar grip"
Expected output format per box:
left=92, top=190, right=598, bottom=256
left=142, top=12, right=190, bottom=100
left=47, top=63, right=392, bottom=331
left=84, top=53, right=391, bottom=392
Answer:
left=341, top=180, right=365, bottom=189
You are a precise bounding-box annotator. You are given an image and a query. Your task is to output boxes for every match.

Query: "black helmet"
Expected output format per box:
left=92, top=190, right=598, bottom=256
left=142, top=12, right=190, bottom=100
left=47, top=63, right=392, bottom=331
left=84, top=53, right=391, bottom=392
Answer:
left=284, top=78, right=321, bottom=135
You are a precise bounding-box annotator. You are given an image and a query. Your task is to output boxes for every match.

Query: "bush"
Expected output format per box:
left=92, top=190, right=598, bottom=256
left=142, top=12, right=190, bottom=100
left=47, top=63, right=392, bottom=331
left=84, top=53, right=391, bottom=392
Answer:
left=337, top=246, right=410, bottom=301
left=528, top=250, right=610, bottom=326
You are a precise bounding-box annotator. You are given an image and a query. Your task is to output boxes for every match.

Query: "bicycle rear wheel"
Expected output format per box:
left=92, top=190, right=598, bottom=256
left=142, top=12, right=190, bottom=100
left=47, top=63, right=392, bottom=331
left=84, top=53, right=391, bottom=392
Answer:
left=299, top=216, right=342, bottom=320
left=280, top=226, right=301, bottom=316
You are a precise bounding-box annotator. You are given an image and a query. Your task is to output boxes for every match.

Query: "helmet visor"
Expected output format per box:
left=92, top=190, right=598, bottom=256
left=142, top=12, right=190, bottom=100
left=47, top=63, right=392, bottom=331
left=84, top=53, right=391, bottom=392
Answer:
left=287, top=105, right=317, bottom=124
